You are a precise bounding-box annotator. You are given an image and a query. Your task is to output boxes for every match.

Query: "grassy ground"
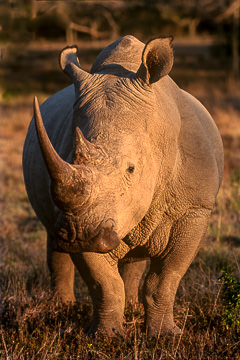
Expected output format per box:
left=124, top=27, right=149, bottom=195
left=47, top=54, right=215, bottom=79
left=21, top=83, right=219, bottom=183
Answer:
left=0, top=41, right=240, bottom=359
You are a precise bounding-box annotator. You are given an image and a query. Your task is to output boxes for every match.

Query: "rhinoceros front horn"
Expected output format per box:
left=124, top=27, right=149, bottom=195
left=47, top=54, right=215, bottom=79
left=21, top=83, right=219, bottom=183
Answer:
left=33, top=96, right=75, bottom=183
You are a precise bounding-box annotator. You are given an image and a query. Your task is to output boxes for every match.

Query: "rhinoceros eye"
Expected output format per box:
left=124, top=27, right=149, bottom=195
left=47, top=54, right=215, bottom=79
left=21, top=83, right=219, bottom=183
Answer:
left=127, top=164, right=135, bottom=174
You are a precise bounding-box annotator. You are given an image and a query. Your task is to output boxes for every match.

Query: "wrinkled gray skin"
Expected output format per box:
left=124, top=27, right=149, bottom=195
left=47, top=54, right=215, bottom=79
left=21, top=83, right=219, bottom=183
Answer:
left=23, top=35, right=224, bottom=337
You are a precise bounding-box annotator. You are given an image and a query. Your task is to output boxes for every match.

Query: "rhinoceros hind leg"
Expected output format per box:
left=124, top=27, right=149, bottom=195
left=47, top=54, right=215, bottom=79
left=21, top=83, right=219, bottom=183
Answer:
left=119, top=260, right=147, bottom=304
left=143, top=209, right=210, bottom=336
left=47, top=236, right=76, bottom=303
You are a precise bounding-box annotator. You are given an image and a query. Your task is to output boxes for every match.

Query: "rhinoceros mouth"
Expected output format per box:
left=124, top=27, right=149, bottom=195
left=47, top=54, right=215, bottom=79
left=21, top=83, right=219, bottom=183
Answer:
left=57, top=237, right=85, bottom=253
left=56, top=228, right=120, bottom=253
left=55, top=216, right=120, bottom=253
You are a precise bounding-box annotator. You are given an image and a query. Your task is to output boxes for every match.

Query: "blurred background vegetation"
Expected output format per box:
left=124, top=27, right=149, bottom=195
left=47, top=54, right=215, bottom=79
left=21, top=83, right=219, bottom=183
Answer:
left=0, top=0, right=239, bottom=48
left=0, top=0, right=239, bottom=99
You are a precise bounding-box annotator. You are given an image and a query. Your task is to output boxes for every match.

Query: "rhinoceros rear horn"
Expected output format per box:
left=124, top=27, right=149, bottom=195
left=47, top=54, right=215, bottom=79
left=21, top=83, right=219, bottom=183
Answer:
left=136, top=36, right=174, bottom=85
left=59, top=46, right=90, bottom=95
left=73, top=127, right=103, bottom=165
left=33, top=96, right=75, bottom=183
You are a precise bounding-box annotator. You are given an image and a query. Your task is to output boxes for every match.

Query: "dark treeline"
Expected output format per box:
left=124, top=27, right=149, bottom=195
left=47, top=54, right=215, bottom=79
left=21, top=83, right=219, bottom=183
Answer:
left=0, top=0, right=239, bottom=86
left=0, top=0, right=238, bottom=44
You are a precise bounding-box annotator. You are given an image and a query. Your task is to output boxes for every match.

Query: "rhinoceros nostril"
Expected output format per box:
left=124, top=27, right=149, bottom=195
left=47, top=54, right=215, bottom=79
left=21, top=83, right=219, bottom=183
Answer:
left=56, top=217, right=76, bottom=243
left=68, top=219, right=76, bottom=243
left=103, top=218, right=115, bottom=229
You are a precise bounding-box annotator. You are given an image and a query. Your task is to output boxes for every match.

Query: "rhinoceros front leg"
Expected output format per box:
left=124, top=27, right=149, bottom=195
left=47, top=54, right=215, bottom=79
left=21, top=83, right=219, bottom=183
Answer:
left=47, top=236, right=76, bottom=303
left=143, top=209, right=210, bottom=336
left=71, top=252, right=125, bottom=337
left=119, top=260, right=147, bottom=304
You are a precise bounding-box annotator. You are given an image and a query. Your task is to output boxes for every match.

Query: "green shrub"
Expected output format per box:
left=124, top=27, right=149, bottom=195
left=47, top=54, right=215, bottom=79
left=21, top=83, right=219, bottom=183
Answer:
left=219, top=266, right=240, bottom=331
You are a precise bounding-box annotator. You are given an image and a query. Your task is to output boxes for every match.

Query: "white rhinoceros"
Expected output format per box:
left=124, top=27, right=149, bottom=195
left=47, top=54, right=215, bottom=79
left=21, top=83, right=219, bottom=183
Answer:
left=22, top=35, right=224, bottom=337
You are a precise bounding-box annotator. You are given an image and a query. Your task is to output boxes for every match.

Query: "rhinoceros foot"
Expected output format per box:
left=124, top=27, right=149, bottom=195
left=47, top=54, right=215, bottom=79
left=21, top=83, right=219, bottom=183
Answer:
left=50, top=291, right=76, bottom=306
left=146, top=322, right=182, bottom=337
left=87, top=318, right=125, bottom=338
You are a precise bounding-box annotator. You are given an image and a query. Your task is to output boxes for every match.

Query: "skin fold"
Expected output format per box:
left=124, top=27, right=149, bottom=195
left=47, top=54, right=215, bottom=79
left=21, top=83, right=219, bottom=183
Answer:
left=22, top=35, right=224, bottom=337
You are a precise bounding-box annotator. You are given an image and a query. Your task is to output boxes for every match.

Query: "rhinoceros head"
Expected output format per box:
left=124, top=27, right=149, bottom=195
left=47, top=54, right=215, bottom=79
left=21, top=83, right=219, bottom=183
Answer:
left=34, top=36, right=174, bottom=253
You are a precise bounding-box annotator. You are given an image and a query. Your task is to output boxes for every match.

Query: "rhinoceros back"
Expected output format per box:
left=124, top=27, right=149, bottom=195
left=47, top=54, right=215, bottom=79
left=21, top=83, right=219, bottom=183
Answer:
left=23, top=85, right=75, bottom=230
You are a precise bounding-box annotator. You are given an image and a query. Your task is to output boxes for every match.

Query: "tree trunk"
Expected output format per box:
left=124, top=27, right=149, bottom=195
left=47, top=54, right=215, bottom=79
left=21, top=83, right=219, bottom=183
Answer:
left=188, top=18, right=200, bottom=38
left=232, top=0, right=239, bottom=78
left=31, top=0, right=37, bottom=40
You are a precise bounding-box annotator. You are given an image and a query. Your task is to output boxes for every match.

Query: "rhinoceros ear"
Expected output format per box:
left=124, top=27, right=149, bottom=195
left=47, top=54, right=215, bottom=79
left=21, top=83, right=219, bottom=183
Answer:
left=136, top=36, right=174, bottom=85
left=59, top=46, right=90, bottom=93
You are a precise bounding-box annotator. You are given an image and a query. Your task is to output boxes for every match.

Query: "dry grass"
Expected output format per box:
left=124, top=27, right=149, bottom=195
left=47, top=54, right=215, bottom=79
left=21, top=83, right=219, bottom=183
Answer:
left=0, top=69, right=239, bottom=358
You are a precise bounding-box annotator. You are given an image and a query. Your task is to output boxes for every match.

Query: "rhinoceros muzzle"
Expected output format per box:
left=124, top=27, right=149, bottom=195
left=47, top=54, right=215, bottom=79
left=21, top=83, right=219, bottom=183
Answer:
left=55, top=214, right=120, bottom=253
